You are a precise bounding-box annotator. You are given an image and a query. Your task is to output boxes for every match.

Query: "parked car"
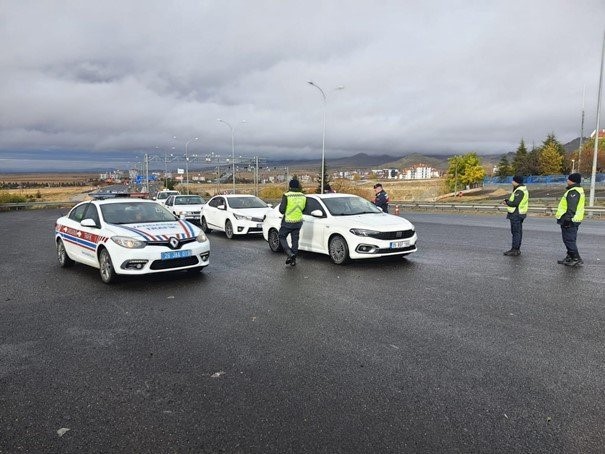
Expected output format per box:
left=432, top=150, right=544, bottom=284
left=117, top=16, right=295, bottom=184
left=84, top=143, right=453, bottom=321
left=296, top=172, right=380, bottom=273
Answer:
left=55, top=198, right=210, bottom=283
left=201, top=194, right=272, bottom=239
left=154, top=190, right=180, bottom=205
left=262, top=193, right=417, bottom=264
left=164, top=194, right=206, bottom=224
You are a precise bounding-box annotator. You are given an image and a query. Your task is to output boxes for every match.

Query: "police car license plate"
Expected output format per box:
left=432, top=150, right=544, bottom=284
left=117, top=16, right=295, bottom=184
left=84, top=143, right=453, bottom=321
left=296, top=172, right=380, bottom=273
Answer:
left=390, top=240, right=408, bottom=249
left=161, top=250, right=192, bottom=260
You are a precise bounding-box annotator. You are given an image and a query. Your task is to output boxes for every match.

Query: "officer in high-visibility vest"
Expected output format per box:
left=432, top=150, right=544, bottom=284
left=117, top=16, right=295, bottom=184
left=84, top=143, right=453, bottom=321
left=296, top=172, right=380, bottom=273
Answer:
left=279, top=179, right=307, bottom=266
left=555, top=173, right=585, bottom=266
left=503, top=175, right=529, bottom=257
left=502, top=175, right=529, bottom=256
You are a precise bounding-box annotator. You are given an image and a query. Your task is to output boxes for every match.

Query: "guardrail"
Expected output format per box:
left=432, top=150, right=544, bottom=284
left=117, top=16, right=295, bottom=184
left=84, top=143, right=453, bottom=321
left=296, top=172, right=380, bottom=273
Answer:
left=0, top=201, right=77, bottom=211
left=393, top=203, right=605, bottom=218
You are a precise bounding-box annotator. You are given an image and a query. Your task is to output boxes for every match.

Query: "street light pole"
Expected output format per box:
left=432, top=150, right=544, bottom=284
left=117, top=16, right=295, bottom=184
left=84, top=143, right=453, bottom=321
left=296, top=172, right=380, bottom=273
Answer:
left=218, top=119, right=246, bottom=194
left=184, top=137, right=199, bottom=195
left=307, top=81, right=344, bottom=193
left=589, top=30, right=605, bottom=208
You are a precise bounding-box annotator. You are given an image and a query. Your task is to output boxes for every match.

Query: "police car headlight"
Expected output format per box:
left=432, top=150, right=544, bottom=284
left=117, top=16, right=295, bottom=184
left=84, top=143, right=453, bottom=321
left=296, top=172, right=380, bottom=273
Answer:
left=350, top=228, right=380, bottom=237
left=196, top=231, right=208, bottom=243
left=233, top=213, right=252, bottom=221
left=111, top=236, right=146, bottom=249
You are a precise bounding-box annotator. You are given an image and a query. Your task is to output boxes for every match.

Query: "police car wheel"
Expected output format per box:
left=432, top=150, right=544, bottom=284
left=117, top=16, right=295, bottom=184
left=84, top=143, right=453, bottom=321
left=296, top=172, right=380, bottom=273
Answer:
left=57, top=239, right=74, bottom=267
left=225, top=220, right=234, bottom=239
left=268, top=229, right=283, bottom=252
left=99, top=248, right=117, bottom=284
left=329, top=235, right=349, bottom=265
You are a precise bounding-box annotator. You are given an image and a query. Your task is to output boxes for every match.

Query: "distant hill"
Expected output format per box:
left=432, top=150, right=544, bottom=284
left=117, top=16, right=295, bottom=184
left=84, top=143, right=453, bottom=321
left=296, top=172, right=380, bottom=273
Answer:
left=268, top=152, right=402, bottom=168
left=382, top=153, right=449, bottom=171
left=327, top=153, right=402, bottom=167
left=563, top=137, right=586, bottom=153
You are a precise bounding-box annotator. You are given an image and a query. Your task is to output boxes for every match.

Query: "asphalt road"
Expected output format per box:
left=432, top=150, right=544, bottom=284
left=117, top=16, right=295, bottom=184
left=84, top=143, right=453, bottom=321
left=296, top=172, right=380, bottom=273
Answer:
left=1, top=209, right=604, bottom=453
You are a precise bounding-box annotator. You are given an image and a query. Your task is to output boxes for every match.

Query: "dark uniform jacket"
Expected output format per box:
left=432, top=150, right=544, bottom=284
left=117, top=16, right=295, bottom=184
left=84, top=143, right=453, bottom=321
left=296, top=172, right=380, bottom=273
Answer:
left=374, top=190, right=389, bottom=213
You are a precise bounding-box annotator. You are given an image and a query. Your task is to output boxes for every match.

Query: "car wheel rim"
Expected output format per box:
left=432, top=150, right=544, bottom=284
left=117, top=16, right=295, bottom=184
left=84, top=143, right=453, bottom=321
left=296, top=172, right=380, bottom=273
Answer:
left=330, top=238, right=346, bottom=262
left=269, top=230, right=280, bottom=251
left=100, top=252, right=113, bottom=281
left=226, top=222, right=233, bottom=238
left=57, top=242, right=66, bottom=264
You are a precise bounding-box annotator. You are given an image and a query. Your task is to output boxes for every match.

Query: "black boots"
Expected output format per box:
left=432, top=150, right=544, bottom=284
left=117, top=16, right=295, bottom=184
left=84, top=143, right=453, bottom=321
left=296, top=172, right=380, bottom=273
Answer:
left=503, top=249, right=521, bottom=256
left=558, top=253, right=583, bottom=267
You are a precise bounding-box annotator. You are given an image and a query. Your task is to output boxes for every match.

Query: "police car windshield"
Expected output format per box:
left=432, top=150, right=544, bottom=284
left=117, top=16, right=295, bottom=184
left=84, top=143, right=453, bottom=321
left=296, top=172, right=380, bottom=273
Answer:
left=227, top=196, right=268, bottom=209
left=101, top=202, right=177, bottom=224
left=322, top=196, right=382, bottom=216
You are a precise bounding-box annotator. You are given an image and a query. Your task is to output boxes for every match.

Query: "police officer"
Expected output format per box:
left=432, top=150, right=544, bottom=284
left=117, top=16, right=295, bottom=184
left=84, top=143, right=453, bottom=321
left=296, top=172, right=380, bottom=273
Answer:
left=279, top=179, right=307, bottom=266
left=373, top=183, right=389, bottom=213
left=555, top=173, right=585, bottom=267
left=502, top=175, right=529, bottom=256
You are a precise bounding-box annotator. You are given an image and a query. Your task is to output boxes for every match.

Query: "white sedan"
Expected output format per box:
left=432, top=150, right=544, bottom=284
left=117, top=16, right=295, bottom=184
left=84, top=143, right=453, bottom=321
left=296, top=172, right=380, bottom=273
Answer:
left=164, top=194, right=206, bottom=224
left=262, top=193, right=417, bottom=264
left=201, top=194, right=272, bottom=239
left=55, top=198, right=210, bottom=283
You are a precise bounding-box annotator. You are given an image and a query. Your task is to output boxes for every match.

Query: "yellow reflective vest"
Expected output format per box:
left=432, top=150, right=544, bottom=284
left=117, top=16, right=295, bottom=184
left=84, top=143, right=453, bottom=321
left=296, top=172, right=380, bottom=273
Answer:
left=507, top=186, right=529, bottom=214
left=556, top=186, right=585, bottom=222
left=283, top=191, right=306, bottom=223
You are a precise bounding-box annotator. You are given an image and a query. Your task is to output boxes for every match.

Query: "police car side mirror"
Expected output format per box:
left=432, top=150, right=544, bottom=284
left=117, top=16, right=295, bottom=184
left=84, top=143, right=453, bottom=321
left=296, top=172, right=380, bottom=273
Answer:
left=310, top=209, right=324, bottom=218
left=218, top=205, right=226, bottom=210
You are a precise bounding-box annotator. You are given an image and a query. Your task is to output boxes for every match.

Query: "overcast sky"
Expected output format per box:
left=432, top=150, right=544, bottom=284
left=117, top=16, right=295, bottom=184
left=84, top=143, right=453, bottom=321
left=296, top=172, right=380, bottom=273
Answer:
left=1, top=0, right=604, bottom=171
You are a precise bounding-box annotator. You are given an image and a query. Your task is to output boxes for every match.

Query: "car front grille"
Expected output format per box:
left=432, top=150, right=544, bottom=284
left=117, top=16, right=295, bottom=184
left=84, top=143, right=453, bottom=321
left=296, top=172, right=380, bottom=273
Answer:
left=150, top=256, right=200, bottom=270
left=146, top=238, right=197, bottom=248
left=251, top=217, right=264, bottom=223
left=370, top=230, right=415, bottom=240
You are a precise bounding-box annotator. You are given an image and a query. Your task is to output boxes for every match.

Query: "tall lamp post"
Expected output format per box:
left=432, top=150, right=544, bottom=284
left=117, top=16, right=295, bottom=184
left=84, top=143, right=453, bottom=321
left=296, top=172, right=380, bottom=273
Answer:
left=218, top=119, right=246, bottom=193
left=307, top=81, right=344, bottom=193
left=589, top=30, right=605, bottom=209
left=185, top=137, right=199, bottom=194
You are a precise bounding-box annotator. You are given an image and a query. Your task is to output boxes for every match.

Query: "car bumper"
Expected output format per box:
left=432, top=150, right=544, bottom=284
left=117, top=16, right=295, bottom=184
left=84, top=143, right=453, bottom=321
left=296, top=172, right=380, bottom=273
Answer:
left=233, top=220, right=264, bottom=235
left=348, top=233, right=418, bottom=259
left=108, top=242, right=210, bottom=275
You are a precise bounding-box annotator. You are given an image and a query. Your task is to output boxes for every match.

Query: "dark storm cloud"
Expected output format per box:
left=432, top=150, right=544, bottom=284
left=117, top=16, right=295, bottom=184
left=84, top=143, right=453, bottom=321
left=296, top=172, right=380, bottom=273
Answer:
left=0, top=0, right=603, bottom=170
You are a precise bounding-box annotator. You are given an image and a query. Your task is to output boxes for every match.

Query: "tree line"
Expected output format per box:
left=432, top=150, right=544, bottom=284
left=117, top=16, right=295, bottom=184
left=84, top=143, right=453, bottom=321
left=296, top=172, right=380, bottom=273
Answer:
left=495, top=134, right=605, bottom=177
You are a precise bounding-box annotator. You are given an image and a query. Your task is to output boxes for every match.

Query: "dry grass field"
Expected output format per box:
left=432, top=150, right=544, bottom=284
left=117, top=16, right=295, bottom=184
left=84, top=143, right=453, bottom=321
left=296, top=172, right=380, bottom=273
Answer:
left=180, top=178, right=445, bottom=202
left=0, top=173, right=447, bottom=203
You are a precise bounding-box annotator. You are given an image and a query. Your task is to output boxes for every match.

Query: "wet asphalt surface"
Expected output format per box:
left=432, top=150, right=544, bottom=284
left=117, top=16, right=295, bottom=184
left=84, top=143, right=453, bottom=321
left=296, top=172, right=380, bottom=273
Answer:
left=0, top=209, right=604, bottom=453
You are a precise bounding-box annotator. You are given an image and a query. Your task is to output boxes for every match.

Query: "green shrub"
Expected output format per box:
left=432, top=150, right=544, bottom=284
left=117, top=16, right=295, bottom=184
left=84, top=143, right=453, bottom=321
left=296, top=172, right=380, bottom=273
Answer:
left=0, top=193, right=27, bottom=203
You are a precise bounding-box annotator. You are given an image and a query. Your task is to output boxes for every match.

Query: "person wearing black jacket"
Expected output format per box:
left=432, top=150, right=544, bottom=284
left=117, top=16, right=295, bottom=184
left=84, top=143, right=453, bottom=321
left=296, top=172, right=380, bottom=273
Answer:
left=555, top=173, right=585, bottom=266
left=372, top=183, right=389, bottom=213
left=502, top=175, right=529, bottom=256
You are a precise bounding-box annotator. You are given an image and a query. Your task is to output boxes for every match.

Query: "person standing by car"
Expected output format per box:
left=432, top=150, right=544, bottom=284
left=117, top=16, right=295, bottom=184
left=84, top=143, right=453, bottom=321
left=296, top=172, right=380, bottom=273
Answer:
left=555, top=173, right=585, bottom=267
left=279, top=179, right=307, bottom=266
left=372, top=183, right=389, bottom=213
left=502, top=175, right=529, bottom=256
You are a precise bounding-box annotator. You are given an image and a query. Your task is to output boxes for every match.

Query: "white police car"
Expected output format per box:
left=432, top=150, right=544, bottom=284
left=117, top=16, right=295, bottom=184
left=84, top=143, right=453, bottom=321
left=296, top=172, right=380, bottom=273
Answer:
left=55, top=198, right=210, bottom=283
